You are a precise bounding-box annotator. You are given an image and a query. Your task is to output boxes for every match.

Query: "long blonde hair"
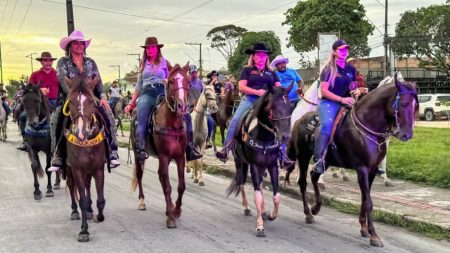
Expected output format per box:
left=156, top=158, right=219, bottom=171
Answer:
left=139, top=47, right=162, bottom=73
left=245, top=54, right=272, bottom=71
left=320, top=51, right=338, bottom=88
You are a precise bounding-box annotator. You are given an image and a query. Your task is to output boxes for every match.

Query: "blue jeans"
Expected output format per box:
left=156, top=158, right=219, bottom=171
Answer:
left=317, top=99, right=342, bottom=135
left=223, top=96, right=257, bottom=145
left=109, top=97, right=120, bottom=110
left=136, top=85, right=165, bottom=142
left=207, top=115, right=214, bottom=139
left=48, top=99, right=57, bottom=108
left=2, top=100, right=10, bottom=116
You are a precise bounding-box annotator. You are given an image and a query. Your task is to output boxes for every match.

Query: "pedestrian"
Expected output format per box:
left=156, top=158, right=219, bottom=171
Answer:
left=347, top=57, right=368, bottom=90
left=49, top=30, right=120, bottom=172
left=0, top=87, right=9, bottom=120
left=270, top=55, right=304, bottom=105
left=215, top=42, right=294, bottom=169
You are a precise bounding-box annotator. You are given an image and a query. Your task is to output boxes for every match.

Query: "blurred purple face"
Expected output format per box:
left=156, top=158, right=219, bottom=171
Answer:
left=253, top=52, right=268, bottom=66
left=334, top=46, right=349, bottom=60
left=146, top=45, right=159, bottom=58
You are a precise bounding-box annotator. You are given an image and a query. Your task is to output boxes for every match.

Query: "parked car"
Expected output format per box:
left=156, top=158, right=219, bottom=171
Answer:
left=418, top=94, right=450, bottom=121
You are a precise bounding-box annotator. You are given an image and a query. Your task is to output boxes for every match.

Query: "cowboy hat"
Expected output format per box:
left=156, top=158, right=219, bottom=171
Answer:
left=140, top=37, right=164, bottom=48
left=35, top=52, right=57, bottom=61
left=206, top=70, right=219, bottom=79
left=59, top=30, right=91, bottom=50
left=244, top=42, right=272, bottom=55
left=270, top=55, right=289, bottom=68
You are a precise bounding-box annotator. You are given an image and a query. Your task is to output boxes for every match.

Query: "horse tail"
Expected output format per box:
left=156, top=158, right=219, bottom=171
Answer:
left=37, top=167, right=45, bottom=178
left=226, top=162, right=246, bottom=198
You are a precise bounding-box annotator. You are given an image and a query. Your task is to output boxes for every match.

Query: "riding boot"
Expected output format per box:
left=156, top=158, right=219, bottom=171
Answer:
left=279, top=144, right=295, bottom=170
left=312, top=133, right=330, bottom=174
left=215, top=141, right=233, bottom=163
left=135, top=137, right=148, bottom=166
left=48, top=107, right=64, bottom=172
left=185, top=130, right=202, bottom=161
left=17, top=114, right=28, bottom=151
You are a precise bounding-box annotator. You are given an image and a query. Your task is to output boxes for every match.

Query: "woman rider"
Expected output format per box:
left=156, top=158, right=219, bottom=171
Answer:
left=124, top=37, right=202, bottom=165
left=215, top=42, right=294, bottom=169
left=313, top=40, right=361, bottom=174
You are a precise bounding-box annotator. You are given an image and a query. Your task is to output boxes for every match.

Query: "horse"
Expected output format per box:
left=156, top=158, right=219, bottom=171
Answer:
left=21, top=84, right=54, bottom=200
left=226, top=82, right=294, bottom=237
left=286, top=74, right=418, bottom=247
left=211, top=85, right=240, bottom=152
left=0, top=101, right=6, bottom=141
left=130, top=63, right=190, bottom=229
left=63, top=76, right=108, bottom=242
left=186, top=85, right=218, bottom=186
left=113, top=96, right=130, bottom=137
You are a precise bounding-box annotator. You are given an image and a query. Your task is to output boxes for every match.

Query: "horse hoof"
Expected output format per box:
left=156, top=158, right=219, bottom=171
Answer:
left=53, top=184, right=61, bottom=190
left=318, top=183, right=325, bottom=190
left=86, top=212, right=94, bottom=220
left=186, top=168, right=191, bottom=173
left=256, top=228, right=265, bottom=237
left=332, top=172, right=339, bottom=178
left=360, top=229, right=370, bottom=238
left=342, top=175, right=350, bottom=182
left=78, top=233, right=90, bottom=242
left=244, top=209, right=252, bottom=216
left=305, top=215, right=316, bottom=224
left=198, top=181, right=205, bottom=186
left=268, top=213, right=276, bottom=221
left=71, top=212, right=80, bottom=220
left=34, top=193, right=43, bottom=201
left=93, top=214, right=105, bottom=223
left=384, top=180, right=394, bottom=187
left=262, top=211, right=269, bottom=221
left=138, top=203, right=146, bottom=210
left=279, top=175, right=285, bottom=182
left=166, top=219, right=177, bottom=229
left=193, top=179, right=199, bottom=183
left=311, top=205, right=320, bottom=215
left=45, top=191, right=54, bottom=197
left=370, top=238, right=384, bottom=247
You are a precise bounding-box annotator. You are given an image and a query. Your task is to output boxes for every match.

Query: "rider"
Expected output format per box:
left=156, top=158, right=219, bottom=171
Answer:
left=108, top=80, right=122, bottom=110
left=48, top=30, right=120, bottom=172
left=312, top=40, right=360, bottom=174
left=215, top=42, right=295, bottom=169
left=17, top=52, right=59, bottom=151
left=124, top=37, right=202, bottom=165
left=270, top=55, right=304, bottom=105
left=0, top=86, right=10, bottom=121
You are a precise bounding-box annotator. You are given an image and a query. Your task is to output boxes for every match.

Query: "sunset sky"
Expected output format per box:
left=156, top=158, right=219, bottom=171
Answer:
left=0, top=0, right=445, bottom=84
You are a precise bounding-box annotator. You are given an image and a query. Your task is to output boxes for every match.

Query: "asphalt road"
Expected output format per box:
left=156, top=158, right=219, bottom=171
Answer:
left=1, top=123, right=449, bottom=253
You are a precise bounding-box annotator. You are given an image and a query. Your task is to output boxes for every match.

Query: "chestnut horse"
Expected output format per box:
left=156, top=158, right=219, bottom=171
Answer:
left=131, top=63, right=190, bottom=228
left=63, top=77, right=107, bottom=242
left=287, top=75, right=418, bottom=247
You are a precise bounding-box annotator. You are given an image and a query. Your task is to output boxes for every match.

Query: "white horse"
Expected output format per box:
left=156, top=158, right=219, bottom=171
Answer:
left=0, top=102, right=7, bottom=141
left=186, top=85, right=218, bottom=186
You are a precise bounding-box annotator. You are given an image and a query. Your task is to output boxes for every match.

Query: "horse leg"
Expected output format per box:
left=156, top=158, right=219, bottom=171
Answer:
left=73, top=170, right=90, bottom=242
left=220, top=125, right=225, bottom=145
left=29, top=150, right=43, bottom=200
left=192, top=160, right=199, bottom=183
left=45, top=152, right=54, bottom=197
left=135, top=162, right=146, bottom=210
left=317, top=174, right=325, bottom=190
left=267, top=164, right=281, bottom=221
left=357, top=168, right=383, bottom=247
left=250, top=165, right=265, bottom=237
left=54, top=171, right=61, bottom=190
left=198, top=155, right=205, bottom=186
left=158, top=156, right=176, bottom=228
left=67, top=170, right=80, bottom=220
left=212, top=125, right=217, bottom=152
left=93, top=169, right=105, bottom=223
left=310, top=171, right=323, bottom=215
left=298, top=155, right=315, bottom=224
left=85, top=176, right=94, bottom=220
left=173, top=157, right=186, bottom=219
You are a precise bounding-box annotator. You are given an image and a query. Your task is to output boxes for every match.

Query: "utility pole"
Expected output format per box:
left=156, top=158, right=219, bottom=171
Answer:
left=383, top=0, right=388, bottom=77
left=185, top=42, right=203, bottom=78
left=0, top=41, right=3, bottom=84
left=66, top=0, right=75, bottom=35
left=127, top=53, right=141, bottom=70
left=109, top=65, right=121, bottom=90
left=25, top=53, right=37, bottom=73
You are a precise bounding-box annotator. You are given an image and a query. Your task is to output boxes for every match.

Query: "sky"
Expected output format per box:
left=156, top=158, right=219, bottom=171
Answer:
left=0, top=0, right=445, bottom=83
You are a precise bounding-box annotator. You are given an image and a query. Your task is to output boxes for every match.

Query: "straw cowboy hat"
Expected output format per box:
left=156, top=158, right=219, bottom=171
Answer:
left=59, top=30, right=91, bottom=50
left=35, top=52, right=57, bottom=61
left=244, top=42, right=272, bottom=55
left=140, top=37, right=164, bottom=48
left=270, top=55, right=289, bottom=68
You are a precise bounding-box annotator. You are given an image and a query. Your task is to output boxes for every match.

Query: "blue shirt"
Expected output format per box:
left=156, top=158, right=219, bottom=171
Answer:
left=135, top=58, right=169, bottom=92
left=276, top=68, right=302, bottom=101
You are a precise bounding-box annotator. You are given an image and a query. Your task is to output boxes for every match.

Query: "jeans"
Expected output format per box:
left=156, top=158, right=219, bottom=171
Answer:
left=48, top=99, right=57, bottom=109
left=109, top=97, right=120, bottom=110
left=207, top=115, right=214, bottom=139
left=19, top=110, right=27, bottom=136
left=223, top=95, right=257, bottom=145
left=136, top=85, right=165, bottom=142
left=317, top=99, right=342, bottom=135
left=2, top=100, right=10, bottom=116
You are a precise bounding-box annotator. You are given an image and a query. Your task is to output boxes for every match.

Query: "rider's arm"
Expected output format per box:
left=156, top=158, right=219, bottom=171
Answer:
left=238, top=68, right=266, bottom=97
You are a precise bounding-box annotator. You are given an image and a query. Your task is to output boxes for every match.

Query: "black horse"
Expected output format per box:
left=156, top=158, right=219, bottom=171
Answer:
left=286, top=75, right=418, bottom=247
left=22, top=84, right=54, bottom=200
left=226, top=82, right=293, bottom=237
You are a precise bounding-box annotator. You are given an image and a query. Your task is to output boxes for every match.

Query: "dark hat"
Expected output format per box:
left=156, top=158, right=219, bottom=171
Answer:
left=332, top=40, right=350, bottom=50
left=36, top=52, right=57, bottom=61
left=207, top=70, right=219, bottom=79
left=244, top=42, right=272, bottom=55
left=140, top=37, right=164, bottom=48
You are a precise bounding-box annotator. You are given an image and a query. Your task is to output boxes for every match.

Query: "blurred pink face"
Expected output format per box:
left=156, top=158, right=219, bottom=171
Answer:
left=70, top=41, right=85, bottom=55
left=40, top=59, right=54, bottom=70
left=253, top=52, right=268, bottom=66
left=146, top=45, right=159, bottom=58
left=334, top=46, right=349, bottom=61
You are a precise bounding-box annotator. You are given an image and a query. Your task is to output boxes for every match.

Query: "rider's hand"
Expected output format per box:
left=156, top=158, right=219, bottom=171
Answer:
left=296, top=88, right=304, bottom=97
left=125, top=103, right=135, bottom=113
left=341, top=97, right=355, bottom=106
left=100, top=98, right=111, bottom=111
left=41, top=88, right=49, bottom=95
left=350, top=89, right=362, bottom=99
left=255, top=89, right=266, bottom=97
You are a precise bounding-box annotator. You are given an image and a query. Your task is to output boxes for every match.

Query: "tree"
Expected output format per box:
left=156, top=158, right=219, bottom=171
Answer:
left=206, top=24, right=247, bottom=62
left=391, top=4, right=450, bottom=75
left=4, top=80, right=23, bottom=98
left=227, top=31, right=282, bottom=77
left=283, top=0, right=374, bottom=57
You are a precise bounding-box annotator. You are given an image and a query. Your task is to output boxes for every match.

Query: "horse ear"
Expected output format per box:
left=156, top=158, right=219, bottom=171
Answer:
left=264, top=92, right=273, bottom=112
left=182, top=62, right=190, bottom=73
left=87, top=77, right=99, bottom=90
left=285, top=81, right=294, bottom=94
left=64, top=77, right=73, bottom=89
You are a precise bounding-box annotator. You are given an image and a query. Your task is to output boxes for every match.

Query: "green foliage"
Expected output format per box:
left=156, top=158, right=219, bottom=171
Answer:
left=4, top=79, right=24, bottom=98
left=227, top=31, right=282, bottom=77
left=207, top=24, right=247, bottom=62
left=391, top=4, right=450, bottom=75
left=282, top=0, right=374, bottom=57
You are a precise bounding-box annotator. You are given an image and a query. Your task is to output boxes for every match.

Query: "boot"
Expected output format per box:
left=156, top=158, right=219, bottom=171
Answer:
left=312, top=133, right=330, bottom=174
left=136, top=138, right=148, bottom=166
left=185, top=131, right=202, bottom=162
left=48, top=148, right=63, bottom=172
left=215, top=141, right=233, bottom=163
left=279, top=144, right=295, bottom=170
left=17, top=141, right=28, bottom=151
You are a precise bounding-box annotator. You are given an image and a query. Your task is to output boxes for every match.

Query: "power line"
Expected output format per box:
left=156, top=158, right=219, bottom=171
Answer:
left=0, top=0, right=9, bottom=28
left=374, top=0, right=385, bottom=8
left=15, top=0, right=32, bottom=38
left=3, top=0, right=17, bottom=36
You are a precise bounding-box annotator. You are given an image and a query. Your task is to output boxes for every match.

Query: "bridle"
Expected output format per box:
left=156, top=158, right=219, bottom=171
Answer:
left=166, top=70, right=189, bottom=114
left=258, top=94, right=291, bottom=136
left=194, top=88, right=217, bottom=115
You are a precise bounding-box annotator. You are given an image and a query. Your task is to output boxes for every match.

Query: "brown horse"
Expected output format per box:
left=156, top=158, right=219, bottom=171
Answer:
left=63, top=76, right=107, bottom=242
left=131, top=63, right=190, bottom=228
left=211, top=85, right=240, bottom=152
left=113, top=96, right=130, bottom=137
left=287, top=75, right=418, bottom=247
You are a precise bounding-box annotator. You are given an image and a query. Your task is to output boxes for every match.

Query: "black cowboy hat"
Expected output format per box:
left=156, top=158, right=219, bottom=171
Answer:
left=140, top=37, right=164, bottom=48
left=244, top=42, right=272, bottom=55
left=207, top=70, right=219, bottom=79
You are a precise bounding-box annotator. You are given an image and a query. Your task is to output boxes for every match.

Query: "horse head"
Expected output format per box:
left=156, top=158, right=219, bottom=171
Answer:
left=166, top=63, right=190, bottom=115
left=64, top=76, right=99, bottom=140
left=22, top=83, right=49, bottom=128
left=202, top=85, right=218, bottom=114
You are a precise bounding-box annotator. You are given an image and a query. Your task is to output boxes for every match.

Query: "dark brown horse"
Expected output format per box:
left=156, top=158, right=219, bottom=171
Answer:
left=226, top=82, right=294, bottom=237
left=63, top=77, right=107, bottom=242
left=130, top=63, right=190, bottom=228
left=211, top=85, right=240, bottom=152
left=22, top=84, right=53, bottom=200
left=113, top=96, right=130, bottom=137
left=287, top=75, right=418, bottom=247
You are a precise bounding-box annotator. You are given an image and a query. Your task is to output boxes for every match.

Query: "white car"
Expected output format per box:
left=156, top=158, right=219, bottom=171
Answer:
left=418, top=94, right=450, bottom=121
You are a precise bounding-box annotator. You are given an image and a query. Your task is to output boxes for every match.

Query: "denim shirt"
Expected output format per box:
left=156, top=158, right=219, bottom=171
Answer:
left=135, top=58, right=169, bottom=93
left=56, top=56, right=105, bottom=99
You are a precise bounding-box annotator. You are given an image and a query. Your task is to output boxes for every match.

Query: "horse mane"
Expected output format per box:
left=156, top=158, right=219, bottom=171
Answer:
left=250, top=86, right=285, bottom=120
left=23, top=84, right=50, bottom=118
left=67, top=76, right=95, bottom=100
left=168, top=64, right=181, bottom=77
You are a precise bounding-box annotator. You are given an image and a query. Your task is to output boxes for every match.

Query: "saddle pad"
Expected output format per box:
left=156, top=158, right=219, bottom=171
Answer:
left=24, top=122, right=50, bottom=137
